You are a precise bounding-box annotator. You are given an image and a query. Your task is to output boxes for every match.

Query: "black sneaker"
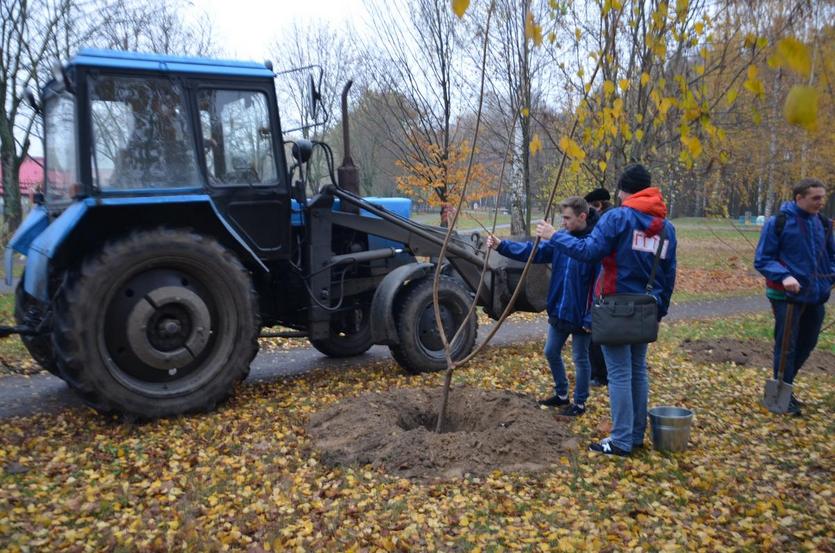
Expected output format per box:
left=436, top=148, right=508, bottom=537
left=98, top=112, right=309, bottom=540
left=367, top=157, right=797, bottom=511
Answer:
left=787, top=397, right=802, bottom=416
left=560, top=403, right=586, bottom=417
left=790, top=394, right=804, bottom=407
left=589, top=440, right=630, bottom=456
left=538, top=395, right=570, bottom=407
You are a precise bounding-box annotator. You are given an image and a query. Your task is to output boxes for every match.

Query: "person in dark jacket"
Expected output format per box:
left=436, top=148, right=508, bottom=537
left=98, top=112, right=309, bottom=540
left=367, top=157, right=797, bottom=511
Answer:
left=754, top=178, right=834, bottom=416
left=585, top=187, right=613, bottom=215
left=584, top=188, right=613, bottom=387
left=487, top=196, right=600, bottom=416
left=537, top=164, right=677, bottom=456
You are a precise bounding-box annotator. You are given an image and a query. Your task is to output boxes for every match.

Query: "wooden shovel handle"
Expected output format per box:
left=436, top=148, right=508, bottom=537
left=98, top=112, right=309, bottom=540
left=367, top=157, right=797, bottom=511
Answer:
left=776, top=302, right=795, bottom=383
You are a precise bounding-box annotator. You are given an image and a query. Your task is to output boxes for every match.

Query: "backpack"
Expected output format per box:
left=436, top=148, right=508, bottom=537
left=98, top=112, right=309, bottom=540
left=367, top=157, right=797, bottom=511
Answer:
left=775, top=211, right=832, bottom=238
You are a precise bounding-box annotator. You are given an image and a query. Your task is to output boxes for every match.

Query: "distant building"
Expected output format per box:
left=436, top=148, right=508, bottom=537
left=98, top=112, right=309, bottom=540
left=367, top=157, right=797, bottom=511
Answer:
left=0, top=156, right=45, bottom=198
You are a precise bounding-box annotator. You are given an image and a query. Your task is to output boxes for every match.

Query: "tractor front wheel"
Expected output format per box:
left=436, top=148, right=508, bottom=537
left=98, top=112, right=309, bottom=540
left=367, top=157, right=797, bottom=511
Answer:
left=52, top=229, right=259, bottom=418
left=389, top=276, right=477, bottom=374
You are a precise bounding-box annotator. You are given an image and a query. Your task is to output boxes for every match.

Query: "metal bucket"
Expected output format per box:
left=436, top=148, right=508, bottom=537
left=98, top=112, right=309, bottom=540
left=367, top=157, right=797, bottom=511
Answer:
left=648, top=406, right=693, bottom=452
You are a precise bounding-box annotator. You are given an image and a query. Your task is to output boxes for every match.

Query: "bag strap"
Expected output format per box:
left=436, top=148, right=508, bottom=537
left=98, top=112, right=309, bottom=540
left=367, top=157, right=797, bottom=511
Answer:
left=646, top=226, right=667, bottom=293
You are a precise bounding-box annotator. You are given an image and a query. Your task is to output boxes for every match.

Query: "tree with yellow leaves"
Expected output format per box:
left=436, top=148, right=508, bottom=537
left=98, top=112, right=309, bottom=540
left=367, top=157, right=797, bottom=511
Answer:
left=395, top=137, right=495, bottom=226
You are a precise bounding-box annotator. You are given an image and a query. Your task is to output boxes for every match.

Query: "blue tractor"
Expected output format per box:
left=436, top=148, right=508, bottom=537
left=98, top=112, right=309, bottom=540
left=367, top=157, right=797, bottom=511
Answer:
left=5, top=49, right=547, bottom=418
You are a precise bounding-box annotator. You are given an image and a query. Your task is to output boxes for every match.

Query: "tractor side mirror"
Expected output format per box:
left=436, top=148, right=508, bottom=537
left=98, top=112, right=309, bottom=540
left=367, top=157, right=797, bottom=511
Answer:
left=308, top=73, right=321, bottom=122
left=292, top=139, right=314, bottom=164
left=24, top=87, right=40, bottom=114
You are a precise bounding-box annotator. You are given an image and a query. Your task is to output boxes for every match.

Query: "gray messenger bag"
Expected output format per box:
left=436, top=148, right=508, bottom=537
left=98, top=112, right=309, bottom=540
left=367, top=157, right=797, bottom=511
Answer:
left=591, top=228, right=666, bottom=346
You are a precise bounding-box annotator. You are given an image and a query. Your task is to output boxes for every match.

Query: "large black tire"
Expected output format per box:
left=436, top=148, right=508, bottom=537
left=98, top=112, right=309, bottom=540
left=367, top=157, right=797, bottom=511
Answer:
left=52, top=229, right=260, bottom=418
left=14, top=276, right=60, bottom=377
left=389, top=276, right=477, bottom=374
left=309, top=304, right=374, bottom=358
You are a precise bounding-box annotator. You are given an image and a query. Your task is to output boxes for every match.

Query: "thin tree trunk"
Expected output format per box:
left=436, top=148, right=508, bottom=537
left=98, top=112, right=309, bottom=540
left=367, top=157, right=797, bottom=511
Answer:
left=1, top=146, right=22, bottom=232
left=509, top=122, right=526, bottom=235
left=763, top=69, right=782, bottom=218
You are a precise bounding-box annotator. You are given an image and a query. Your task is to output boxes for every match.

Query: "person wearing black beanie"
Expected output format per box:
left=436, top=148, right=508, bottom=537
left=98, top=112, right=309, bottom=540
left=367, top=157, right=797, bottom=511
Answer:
left=583, top=188, right=612, bottom=387
left=585, top=188, right=612, bottom=217
left=617, top=163, right=652, bottom=194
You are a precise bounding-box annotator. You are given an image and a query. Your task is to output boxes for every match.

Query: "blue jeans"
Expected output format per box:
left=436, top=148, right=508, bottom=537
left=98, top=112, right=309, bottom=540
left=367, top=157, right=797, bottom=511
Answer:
left=601, top=343, right=649, bottom=452
left=544, top=325, right=592, bottom=405
left=770, top=300, right=826, bottom=384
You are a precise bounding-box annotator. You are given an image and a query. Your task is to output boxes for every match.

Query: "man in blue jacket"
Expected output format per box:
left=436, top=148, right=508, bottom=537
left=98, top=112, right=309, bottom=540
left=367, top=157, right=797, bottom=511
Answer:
left=487, top=196, right=600, bottom=416
left=754, top=178, right=834, bottom=416
left=537, top=164, right=677, bottom=456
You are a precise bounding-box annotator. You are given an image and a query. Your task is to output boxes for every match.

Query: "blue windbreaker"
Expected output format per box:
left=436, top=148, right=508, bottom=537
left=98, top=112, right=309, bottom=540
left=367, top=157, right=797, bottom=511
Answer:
left=547, top=188, right=677, bottom=319
left=754, top=201, right=835, bottom=305
left=497, top=210, right=600, bottom=330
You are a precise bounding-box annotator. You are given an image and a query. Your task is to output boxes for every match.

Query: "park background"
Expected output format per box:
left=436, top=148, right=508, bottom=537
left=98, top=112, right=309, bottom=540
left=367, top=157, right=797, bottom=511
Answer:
left=0, top=0, right=833, bottom=551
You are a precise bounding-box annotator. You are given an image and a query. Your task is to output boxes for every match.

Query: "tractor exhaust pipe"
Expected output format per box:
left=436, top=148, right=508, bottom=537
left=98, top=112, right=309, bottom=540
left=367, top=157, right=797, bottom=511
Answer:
left=337, top=80, right=360, bottom=213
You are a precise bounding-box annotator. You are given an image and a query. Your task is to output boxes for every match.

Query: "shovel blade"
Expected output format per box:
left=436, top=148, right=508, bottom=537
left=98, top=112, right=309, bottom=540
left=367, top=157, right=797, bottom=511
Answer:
left=763, top=378, right=793, bottom=413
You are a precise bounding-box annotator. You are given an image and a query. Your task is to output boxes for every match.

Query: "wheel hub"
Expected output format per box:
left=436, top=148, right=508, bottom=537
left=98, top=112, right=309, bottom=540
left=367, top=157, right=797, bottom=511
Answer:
left=125, top=286, right=212, bottom=371
left=418, top=304, right=455, bottom=352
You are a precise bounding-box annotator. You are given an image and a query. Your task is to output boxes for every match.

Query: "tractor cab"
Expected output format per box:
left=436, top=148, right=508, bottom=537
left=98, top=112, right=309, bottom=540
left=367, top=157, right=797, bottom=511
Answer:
left=36, top=49, right=293, bottom=259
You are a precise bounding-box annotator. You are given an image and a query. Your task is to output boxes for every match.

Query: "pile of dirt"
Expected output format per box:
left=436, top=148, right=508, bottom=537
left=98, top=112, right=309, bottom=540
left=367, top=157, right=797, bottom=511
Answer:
left=307, top=386, right=578, bottom=481
left=681, top=338, right=835, bottom=375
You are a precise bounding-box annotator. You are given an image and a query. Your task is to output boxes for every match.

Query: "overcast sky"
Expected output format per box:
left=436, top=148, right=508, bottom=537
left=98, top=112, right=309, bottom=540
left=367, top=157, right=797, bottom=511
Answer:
left=190, top=0, right=370, bottom=61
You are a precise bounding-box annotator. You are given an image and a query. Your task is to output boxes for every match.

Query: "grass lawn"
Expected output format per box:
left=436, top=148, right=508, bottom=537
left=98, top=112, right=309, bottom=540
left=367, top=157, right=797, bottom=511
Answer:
left=0, top=312, right=832, bottom=551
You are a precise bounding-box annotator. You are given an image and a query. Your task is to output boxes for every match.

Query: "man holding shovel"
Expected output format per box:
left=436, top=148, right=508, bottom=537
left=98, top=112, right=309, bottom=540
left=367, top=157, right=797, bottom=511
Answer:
left=754, top=179, right=835, bottom=416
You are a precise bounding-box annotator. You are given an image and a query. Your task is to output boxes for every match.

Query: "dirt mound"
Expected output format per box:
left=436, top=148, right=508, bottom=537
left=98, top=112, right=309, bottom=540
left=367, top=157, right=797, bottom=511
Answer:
left=681, top=338, right=835, bottom=375
left=307, top=386, right=577, bottom=481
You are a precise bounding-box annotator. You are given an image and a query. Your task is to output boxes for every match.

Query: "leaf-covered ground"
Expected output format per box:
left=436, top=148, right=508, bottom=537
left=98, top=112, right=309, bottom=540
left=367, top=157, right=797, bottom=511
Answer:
left=1, top=313, right=832, bottom=552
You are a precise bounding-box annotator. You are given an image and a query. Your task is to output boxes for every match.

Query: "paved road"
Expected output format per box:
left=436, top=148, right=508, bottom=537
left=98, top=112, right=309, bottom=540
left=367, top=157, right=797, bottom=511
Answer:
left=0, top=295, right=782, bottom=419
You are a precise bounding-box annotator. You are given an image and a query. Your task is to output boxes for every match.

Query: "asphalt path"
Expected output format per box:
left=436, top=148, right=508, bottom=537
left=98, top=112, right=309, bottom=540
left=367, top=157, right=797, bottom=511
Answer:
left=0, top=295, right=785, bottom=419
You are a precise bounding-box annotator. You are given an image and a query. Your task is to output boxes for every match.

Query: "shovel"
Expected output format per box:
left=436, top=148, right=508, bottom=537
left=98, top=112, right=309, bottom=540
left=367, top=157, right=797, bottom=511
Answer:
left=763, top=302, right=794, bottom=414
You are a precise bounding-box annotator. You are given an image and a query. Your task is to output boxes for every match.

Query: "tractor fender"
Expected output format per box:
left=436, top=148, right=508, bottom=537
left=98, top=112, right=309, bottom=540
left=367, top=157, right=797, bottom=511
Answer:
left=4, top=205, right=49, bottom=286
left=369, top=262, right=434, bottom=345
left=21, top=195, right=267, bottom=302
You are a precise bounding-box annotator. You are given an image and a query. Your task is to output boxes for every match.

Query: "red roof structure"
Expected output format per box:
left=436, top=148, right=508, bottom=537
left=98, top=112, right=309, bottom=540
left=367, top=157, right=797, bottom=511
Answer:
left=0, top=156, right=44, bottom=196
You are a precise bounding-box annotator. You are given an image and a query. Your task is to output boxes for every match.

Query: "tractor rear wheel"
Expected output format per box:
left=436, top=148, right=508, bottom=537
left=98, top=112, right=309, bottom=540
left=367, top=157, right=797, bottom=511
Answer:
left=14, top=275, right=60, bottom=377
left=389, top=276, right=477, bottom=374
left=52, top=229, right=259, bottom=418
left=309, top=304, right=374, bottom=358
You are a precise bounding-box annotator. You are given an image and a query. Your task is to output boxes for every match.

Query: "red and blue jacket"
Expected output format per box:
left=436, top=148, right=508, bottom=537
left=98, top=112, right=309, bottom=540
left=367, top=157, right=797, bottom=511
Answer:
left=497, top=209, right=600, bottom=331
left=754, top=201, right=835, bottom=305
left=547, top=187, right=677, bottom=319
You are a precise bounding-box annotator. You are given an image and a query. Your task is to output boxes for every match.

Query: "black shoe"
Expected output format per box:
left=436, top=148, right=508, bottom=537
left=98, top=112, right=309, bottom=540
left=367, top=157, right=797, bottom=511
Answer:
left=787, top=397, right=802, bottom=416
left=589, top=378, right=607, bottom=387
left=560, top=403, right=586, bottom=417
left=538, top=395, right=570, bottom=407
left=588, top=440, right=630, bottom=456
left=790, top=394, right=804, bottom=407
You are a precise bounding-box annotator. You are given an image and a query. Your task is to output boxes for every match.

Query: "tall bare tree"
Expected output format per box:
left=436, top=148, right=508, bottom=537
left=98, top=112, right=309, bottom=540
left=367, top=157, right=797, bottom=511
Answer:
left=93, top=0, right=216, bottom=56
left=1, top=0, right=73, bottom=232
left=363, top=0, right=464, bottom=225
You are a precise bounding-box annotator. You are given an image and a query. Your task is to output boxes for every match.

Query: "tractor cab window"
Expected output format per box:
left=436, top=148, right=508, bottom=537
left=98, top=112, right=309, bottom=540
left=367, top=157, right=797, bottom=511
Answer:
left=89, top=75, right=200, bottom=190
left=197, top=89, right=277, bottom=186
left=44, top=92, right=78, bottom=203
